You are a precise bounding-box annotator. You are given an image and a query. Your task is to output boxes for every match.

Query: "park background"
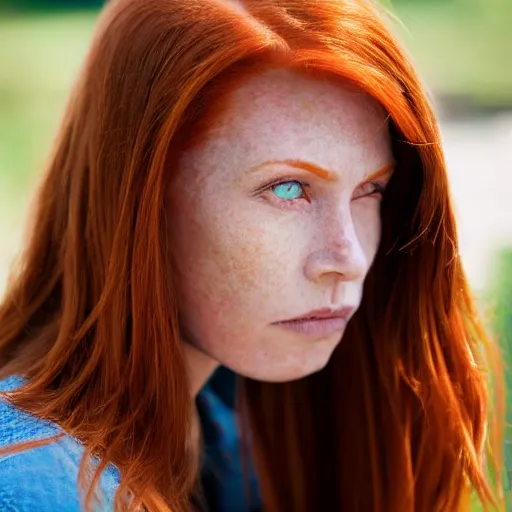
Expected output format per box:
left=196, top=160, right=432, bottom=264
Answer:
left=0, top=0, right=511, bottom=510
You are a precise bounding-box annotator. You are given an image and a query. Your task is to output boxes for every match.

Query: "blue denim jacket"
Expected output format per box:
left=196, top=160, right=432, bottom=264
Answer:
left=0, top=376, right=120, bottom=511
left=0, top=371, right=261, bottom=511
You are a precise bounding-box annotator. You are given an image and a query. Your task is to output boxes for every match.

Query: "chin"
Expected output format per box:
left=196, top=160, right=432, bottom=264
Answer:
left=236, top=352, right=333, bottom=383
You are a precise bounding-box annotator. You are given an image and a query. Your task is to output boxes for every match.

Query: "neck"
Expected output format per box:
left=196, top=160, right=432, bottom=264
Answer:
left=182, top=341, right=219, bottom=396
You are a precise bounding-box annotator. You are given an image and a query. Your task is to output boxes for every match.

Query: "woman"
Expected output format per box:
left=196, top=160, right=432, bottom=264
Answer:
left=0, top=0, right=504, bottom=510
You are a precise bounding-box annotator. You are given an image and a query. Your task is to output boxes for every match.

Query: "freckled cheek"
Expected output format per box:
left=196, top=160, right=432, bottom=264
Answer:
left=172, top=185, right=312, bottom=320
left=217, top=221, right=295, bottom=290
left=202, top=207, right=308, bottom=299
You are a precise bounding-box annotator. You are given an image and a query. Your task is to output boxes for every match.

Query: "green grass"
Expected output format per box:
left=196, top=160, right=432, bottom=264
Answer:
left=0, top=11, right=97, bottom=188
left=390, top=0, right=512, bottom=107
left=0, top=12, right=97, bottom=289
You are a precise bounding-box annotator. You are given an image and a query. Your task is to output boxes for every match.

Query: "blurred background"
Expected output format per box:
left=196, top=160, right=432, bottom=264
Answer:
left=0, top=0, right=511, bottom=509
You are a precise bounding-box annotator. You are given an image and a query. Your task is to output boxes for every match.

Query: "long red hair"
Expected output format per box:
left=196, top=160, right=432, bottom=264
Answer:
left=0, top=0, right=504, bottom=510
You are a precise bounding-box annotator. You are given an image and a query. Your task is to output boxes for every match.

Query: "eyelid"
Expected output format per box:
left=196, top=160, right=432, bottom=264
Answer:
left=271, top=179, right=308, bottom=189
left=361, top=169, right=393, bottom=190
left=255, top=175, right=310, bottom=194
left=353, top=179, right=387, bottom=199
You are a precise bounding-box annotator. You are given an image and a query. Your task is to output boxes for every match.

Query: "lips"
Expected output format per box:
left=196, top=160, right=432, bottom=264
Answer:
left=289, top=306, right=355, bottom=322
left=274, top=306, right=355, bottom=338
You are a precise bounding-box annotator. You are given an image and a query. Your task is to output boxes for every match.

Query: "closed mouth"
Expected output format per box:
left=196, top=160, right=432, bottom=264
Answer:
left=277, top=306, right=355, bottom=324
left=272, top=306, right=355, bottom=338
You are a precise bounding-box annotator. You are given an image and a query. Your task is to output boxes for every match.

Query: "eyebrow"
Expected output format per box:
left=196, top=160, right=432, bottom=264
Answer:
left=251, top=159, right=395, bottom=182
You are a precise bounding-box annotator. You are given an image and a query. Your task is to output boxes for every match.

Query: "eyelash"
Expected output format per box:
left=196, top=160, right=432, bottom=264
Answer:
left=360, top=180, right=387, bottom=197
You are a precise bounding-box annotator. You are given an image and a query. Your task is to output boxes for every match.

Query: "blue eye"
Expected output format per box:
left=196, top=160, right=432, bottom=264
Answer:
left=272, top=181, right=306, bottom=200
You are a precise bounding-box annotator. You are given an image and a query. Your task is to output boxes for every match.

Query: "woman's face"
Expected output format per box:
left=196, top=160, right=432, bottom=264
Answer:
left=168, top=69, right=394, bottom=382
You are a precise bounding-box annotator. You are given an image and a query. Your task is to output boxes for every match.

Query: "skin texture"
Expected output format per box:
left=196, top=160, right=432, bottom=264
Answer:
left=168, top=69, right=394, bottom=385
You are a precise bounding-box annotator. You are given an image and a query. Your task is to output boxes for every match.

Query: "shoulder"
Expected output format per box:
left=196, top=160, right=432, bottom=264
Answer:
left=0, top=376, right=82, bottom=510
left=0, top=376, right=61, bottom=448
left=0, top=376, right=119, bottom=511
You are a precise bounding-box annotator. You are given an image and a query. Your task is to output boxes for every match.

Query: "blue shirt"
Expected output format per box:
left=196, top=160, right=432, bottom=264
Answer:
left=0, top=371, right=261, bottom=511
left=197, top=367, right=261, bottom=512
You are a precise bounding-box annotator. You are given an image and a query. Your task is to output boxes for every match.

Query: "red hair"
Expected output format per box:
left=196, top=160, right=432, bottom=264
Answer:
left=0, top=0, right=504, bottom=510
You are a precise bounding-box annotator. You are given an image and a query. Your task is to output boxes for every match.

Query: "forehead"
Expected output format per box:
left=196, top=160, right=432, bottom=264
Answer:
left=227, top=69, right=387, bottom=138
left=181, top=68, right=392, bottom=178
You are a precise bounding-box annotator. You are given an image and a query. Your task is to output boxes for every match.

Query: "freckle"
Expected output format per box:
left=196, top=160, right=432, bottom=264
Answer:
left=302, top=99, right=315, bottom=113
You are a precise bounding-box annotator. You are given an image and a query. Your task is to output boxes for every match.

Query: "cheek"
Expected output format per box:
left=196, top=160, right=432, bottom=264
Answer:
left=170, top=191, right=300, bottom=313
left=351, top=200, right=382, bottom=260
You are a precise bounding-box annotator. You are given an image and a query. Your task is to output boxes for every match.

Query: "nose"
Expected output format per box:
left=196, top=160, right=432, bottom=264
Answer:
left=303, top=214, right=368, bottom=283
